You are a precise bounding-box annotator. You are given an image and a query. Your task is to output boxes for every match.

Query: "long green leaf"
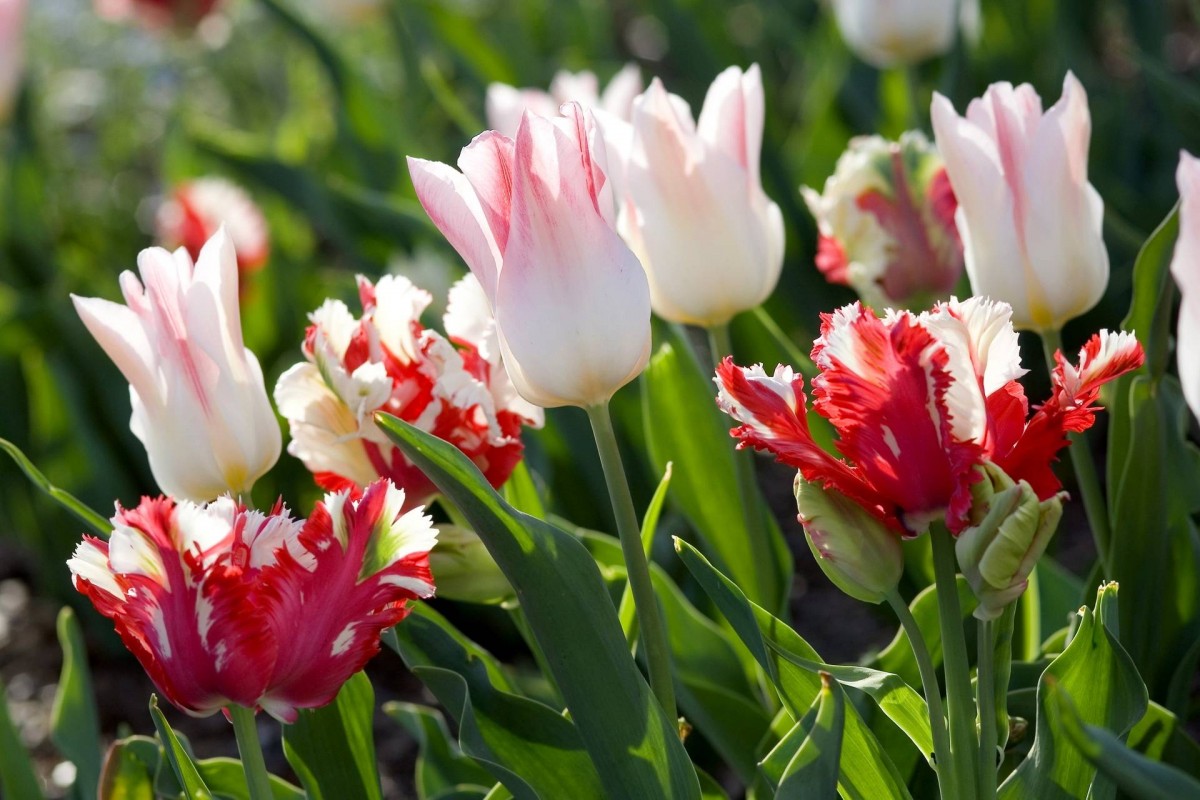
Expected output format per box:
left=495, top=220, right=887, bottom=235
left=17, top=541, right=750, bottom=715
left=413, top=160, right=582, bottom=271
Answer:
left=50, top=608, right=102, bottom=800
left=377, top=414, right=701, bottom=799
left=0, top=437, right=110, bottom=535
left=675, top=538, right=911, bottom=800
left=282, top=672, right=382, bottom=800
left=758, top=673, right=845, bottom=799
left=580, top=529, right=771, bottom=783
left=383, top=702, right=494, bottom=799
left=149, top=696, right=213, bottom=800
left=388, top=607, right=605, bottom=799
left=997, top=583, right=1148, bottom=800
left=1121, top=203, right=1178, bottom=378
left=1050, top=683, right=1200, bottom=800
left=642, top=338, right=791, bottom=613
left=0, top=677, right=44, bottom=800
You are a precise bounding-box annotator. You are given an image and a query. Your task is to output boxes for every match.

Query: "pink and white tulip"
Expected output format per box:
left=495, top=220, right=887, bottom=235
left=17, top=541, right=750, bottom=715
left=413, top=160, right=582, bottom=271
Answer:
left=802, top=132, right=962, bottom=309
left=1172, top=151, right=1200, bottom=420
left=408, top=103, right=652, bottom=409
left=830, top=0, right=971, bottom=68
left=485, top=64, right=642, bottom=139
left=274, top=273, right=542, bottom=503
left=932, top=73, right=1108, bottom=333
left=68, top=479, right=436, bottom=721
left=620, top=65, right=784, bottom=327
left=156, top=178, right=270, bottom=280
left=72, top=229, right=281, bottom=502
left=716, top=297, right=1143, bottom=534
left=0, top=0, right=24, bottom=124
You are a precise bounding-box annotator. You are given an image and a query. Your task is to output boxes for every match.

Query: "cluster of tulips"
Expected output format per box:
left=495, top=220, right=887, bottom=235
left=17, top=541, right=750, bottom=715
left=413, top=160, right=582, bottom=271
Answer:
left=3, top=2, right=1200, bottom=800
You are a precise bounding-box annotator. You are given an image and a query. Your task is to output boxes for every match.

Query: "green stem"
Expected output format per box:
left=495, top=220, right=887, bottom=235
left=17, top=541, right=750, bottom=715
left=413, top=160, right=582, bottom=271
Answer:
left=750, top=305, right=816, bottom=377
left=931, top=525, right=979, bottom=799
left=586, top=403, right=677, bottom=720
left=977, top=618, right=998, bottom=799
left=1039, top=329, right=1112, bottom=571
left=886, top=591, right=955, bottom=797
left=229, top=705, right=273, bottom=800
left=708, top=323, right=781, bottom=611
left=905, top=66, right=923, bottom=131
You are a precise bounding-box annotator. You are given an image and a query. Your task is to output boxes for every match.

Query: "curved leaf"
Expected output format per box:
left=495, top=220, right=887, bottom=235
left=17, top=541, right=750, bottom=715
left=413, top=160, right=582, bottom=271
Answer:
left=282, top=672, right=381, bottom=800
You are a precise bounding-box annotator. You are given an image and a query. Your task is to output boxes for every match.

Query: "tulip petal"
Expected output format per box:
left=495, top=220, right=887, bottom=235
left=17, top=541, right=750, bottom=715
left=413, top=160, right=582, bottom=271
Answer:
left=408, top=155, right=503, bottom=302
left=1173, top=151, right=1200, bottom=419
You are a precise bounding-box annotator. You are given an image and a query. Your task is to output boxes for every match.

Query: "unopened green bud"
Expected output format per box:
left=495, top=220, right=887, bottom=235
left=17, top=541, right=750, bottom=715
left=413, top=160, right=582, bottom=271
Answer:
left=795, top=475, right=903, bottom=604
left=428, top=525, right=514, bottom=605
left=956, top=463, right=1064, bottom=620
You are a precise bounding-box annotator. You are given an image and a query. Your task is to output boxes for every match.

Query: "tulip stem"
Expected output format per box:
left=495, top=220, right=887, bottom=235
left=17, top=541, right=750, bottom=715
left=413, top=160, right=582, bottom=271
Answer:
left=709, top=322, right=783, bottom=613
left=886, top=590, right=955, bottom=798
left=750, top=306, right=817, bottom=377
left=587, top=403, right=677, bottom=721
left=931, top=524, right=980, bottom=800
left=1039, top=329, right=1112, bottom=570
left=977, top=618, right=999, bottom=799
left=229, top=705, right=273, bottom=800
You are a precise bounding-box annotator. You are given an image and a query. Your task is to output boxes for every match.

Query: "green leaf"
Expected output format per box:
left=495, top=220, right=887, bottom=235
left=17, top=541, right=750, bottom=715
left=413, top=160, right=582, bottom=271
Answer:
left=98, top=737, right=157, bottom=800
left=675, top=539, right=912, bottom=800
left=377, top=414, right=701, bottom=800
left=1106, top=374, right=1200, bottom=706
left=387, top=608, right=605, bottom=799
left=0, top=677, right=44, bottom=800
left=0, top=437, right=110, bottom=535
left=758, top=673, right=845, bottom=799
left=50, top=607, right=103, bottom=800
left=500, top=460, right=546, bottom=519
left=997, top=583, right=1148, bottom=800
left=282, top=672, right=382, bottom=800
left=642, top=338, right=791, bottom=613
left=1121, top=203, right=1178, bottom=379
left=149, top=696, right=214, bottom=800
left=1126, top=700, right=1200, bottom=780
left=1050, top=683, right=1200, bottom=800
left=192, top=758, right=307, bottom=800
left=383, top=702, right=494, bottom=799
left=579, top=529, right=772, bottom=783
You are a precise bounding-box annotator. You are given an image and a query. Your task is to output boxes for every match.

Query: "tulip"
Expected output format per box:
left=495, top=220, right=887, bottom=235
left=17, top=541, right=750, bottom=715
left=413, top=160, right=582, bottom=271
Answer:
left=956, top=463, right=1064, bottom=619
left=802, top=132, right=962, bottom=309
left=619, top=65, right=784, bottom=327
left=485, top=64, right=642, bottom=138
left=932, top=73, right=1108, bottom=334
left=829, top=0, right=971, bottom=68
left=795, top=476, right=903, bottom=604
left=408, top=103, right=652, bottom=409
left=716, top=297, right=1143, bottom=534
left=274, top=273, right=543, bottom=503
left=156, top=178, right=270, bottom=280
left=94, top=0, right=222, bottom=28
left=1172, top=151, right=1200, bottom=420
left=0, top=0, right=24, bottom=125
left=72, top=229, right=281, bottom=502
left=68, top=479, right=437, bottom=721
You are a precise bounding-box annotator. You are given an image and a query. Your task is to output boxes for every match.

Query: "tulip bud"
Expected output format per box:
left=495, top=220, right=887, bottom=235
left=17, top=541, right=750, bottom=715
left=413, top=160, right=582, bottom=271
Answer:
left=802, top=132, right=962, bottom=310
left=94, top=0, right=222, bottom=29
left=956, top=463, right=1064, bottom=620
left=72, top=229, right=281, bottom=502
left=620, top=65, right=785, bottom=327
left=0, top=0, right=25, bottom=125
left=428, top=525, right=514, bottom=605
left=829, top=0, right=975, bottom=68
left=932, top=73, right=1108, bottom=333
left=795, top=475, right=903, bottom=604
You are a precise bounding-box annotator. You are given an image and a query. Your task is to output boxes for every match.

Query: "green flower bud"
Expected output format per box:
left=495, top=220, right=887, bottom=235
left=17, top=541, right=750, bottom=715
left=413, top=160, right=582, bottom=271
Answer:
left=428, top=525, right=514, bottom=605
left=795, top=474, right=904, bottom=604
left=956, top=463, right=1065, bottom=620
